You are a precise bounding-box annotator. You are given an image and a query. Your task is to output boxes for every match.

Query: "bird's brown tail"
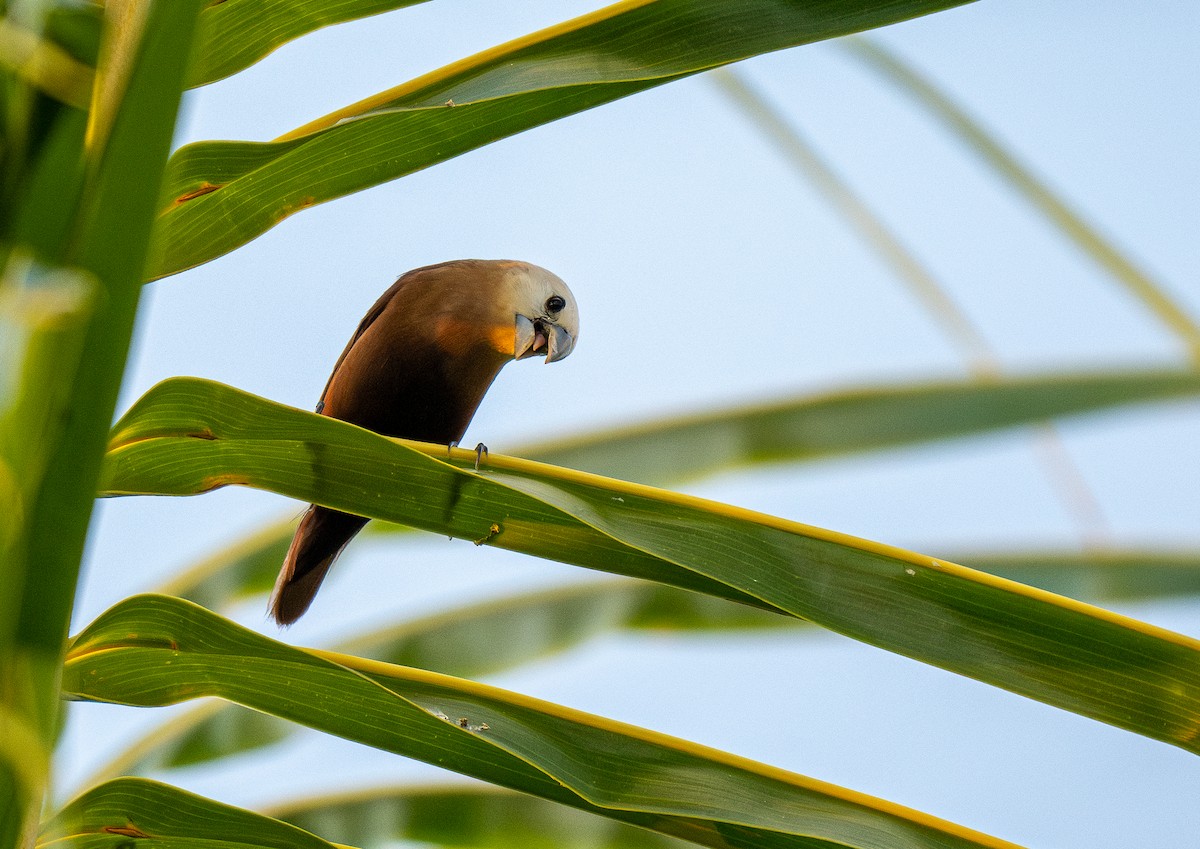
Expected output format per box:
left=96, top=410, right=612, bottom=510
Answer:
left=270, top=505, right=369, bottom=625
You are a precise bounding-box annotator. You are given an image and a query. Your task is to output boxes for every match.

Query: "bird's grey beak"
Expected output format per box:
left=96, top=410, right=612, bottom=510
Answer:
left=544, top=322, right=574, bottom=363
left=514, top=314, right=575, bottom=363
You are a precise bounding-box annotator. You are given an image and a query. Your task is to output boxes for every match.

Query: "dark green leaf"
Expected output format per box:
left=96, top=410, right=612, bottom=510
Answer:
left=63, top=595, right=1020, bottom=849
left=39, top=777, right=340, bottom=848
left=76, top=580, right=791, bottom=782
left=100, top=377, right=1200, bottom=753
left=150, top=0, right=975, bottom=278
left=78, top=548, right=1200, bottom=783
left=150, top=368, right=1200, bottom=613
left=189, top=0, right=432, bottom=87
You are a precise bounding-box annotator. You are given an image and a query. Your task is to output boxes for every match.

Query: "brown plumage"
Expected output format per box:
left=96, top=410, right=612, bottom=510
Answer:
left=269, top=259, right=579, bottom=625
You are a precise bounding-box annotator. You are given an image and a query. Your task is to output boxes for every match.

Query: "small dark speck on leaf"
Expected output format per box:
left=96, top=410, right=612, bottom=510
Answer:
left=171, top=182, right=222, bottom=206
left=473, top=523, right=501, bottom=546
left=102, top=824, right=151, bottom=839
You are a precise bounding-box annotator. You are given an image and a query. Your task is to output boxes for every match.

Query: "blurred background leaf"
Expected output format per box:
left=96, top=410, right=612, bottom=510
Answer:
left=267, top=783, right=696, bottom=849
left=1, top=1, right=201, bottom=843
left=840, top=37, right=1200, bottom=361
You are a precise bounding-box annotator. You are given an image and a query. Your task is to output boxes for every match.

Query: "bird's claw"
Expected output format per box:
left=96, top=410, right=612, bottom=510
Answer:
left=445, top=440, right=486, bottom=470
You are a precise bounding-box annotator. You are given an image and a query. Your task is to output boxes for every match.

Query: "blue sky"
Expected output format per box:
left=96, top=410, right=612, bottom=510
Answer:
left=65, top=2, right=1200, bottom=846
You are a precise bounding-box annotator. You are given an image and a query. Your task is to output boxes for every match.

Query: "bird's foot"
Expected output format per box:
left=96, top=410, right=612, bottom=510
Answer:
left=474, top=443, right=488, bottom=471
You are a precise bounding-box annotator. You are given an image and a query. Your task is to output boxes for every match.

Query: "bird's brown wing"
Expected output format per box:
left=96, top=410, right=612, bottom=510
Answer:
left=274, top=259, right=524, bottom=625
left=316, top=276, right=406, bottom=413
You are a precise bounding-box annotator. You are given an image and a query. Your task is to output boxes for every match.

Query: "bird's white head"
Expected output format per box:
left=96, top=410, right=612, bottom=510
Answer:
left=504, top=262, right=579, bottom=364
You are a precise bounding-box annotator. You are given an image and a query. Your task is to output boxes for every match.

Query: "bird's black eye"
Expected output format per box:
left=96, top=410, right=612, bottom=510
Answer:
left=545, top=295, right=566, bottom=313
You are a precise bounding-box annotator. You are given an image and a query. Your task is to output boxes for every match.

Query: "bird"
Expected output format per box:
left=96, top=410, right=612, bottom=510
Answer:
left=269, top=259, right=579, bottom=625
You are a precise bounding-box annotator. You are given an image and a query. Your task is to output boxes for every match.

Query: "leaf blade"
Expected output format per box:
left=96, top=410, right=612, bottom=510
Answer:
left=90, top=547, right=1200, bottom=781
left=73, top=579, right=793, bottom=784
left=39, top=776, right=341, bottom=849
left=1, top=2, right=202, bottom=842
left=150, top=0, right=976, bottom=278
left=146, top=368, right=1200, bottom=613
left=63, top=595, right=1023, bottom=849
left=189, top=0, right=432, bottom=87
left=267, top=783, right=694, bottom=849
left=99, top=377, right=1200, bottom=753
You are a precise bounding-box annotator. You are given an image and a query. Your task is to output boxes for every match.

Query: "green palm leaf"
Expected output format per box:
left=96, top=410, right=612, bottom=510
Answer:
left=267, top=783, right=708, bottom=849
left=189, top=0, right=431, bottom=87
left=134, top=368, right=1200, bottom=610
left=150, top=0, right=975, bottom=278
left=100, top=377, right=1200, bottom=752
left=74, top=579, right=790, bottom=784
left=84, top=547, right=1200, bottom=783
left=63, top=595, right=1021, bottom=849
left=1, top=2, right=203, bottom=841
left=40, top=777, right=338, bottom=848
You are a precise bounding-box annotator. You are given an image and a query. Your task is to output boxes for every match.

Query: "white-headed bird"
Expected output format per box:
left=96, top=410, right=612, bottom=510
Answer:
left=269, top=259, right=579, bottom=625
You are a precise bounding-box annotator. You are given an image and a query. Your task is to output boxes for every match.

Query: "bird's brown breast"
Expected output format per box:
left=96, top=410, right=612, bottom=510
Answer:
left=318, top=270, right=512, bottom=445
